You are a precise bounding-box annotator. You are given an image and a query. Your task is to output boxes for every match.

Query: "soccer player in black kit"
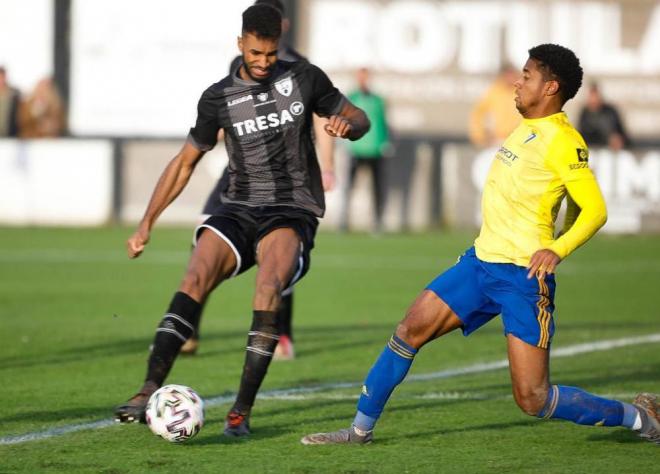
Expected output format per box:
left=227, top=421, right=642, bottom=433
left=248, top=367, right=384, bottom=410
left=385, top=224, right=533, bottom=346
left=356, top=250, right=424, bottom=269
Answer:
left=114, top=4, right=370, bottom=437
left=181, top=0, right=336, bottom=360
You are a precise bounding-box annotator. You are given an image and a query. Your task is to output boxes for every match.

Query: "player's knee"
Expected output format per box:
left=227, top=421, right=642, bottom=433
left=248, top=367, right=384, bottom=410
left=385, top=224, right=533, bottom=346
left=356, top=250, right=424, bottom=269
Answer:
left=180, top=267, right=212, bottom=300
left=394, top=321, right=423, bottom=349
left=513, top=386, right=547, bottom=416
left=254, top=280, right=282, bottom=310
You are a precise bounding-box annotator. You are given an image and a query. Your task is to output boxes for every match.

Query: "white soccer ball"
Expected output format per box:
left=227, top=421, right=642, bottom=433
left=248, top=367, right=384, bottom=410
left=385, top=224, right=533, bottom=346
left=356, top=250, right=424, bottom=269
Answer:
left=145, top=384, right=204, bottom=443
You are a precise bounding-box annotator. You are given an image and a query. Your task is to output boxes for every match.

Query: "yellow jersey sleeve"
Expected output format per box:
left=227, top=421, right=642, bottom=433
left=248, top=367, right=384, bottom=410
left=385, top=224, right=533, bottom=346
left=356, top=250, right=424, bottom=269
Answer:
left=544, top=139, right=607, bottom=259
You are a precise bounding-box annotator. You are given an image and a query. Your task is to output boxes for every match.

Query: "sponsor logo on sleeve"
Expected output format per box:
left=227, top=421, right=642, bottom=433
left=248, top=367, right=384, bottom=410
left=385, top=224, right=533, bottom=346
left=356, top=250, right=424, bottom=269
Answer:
left=570, top=148, right=590, bottom=169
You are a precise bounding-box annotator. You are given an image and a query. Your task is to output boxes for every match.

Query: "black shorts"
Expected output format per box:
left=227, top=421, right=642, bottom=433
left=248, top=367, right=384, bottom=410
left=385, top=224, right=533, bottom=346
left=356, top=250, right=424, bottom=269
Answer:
left=194, top=203, right=319, bottom=291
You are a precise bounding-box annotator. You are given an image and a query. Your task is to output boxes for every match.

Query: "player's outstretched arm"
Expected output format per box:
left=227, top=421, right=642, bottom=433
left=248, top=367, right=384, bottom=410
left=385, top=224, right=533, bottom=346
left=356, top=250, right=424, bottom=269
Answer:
left=127, top=141, right=205, bottom=259
left=324, top=101, right=370, bottom=141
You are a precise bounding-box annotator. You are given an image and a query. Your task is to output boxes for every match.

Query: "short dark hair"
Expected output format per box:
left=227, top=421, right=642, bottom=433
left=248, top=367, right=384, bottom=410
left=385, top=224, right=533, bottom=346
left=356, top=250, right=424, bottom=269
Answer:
left=242, top=4, right=282, bottom=39
left=528, top=44, right=583, bottom=103
left=255, top=0, right=285, bottom=16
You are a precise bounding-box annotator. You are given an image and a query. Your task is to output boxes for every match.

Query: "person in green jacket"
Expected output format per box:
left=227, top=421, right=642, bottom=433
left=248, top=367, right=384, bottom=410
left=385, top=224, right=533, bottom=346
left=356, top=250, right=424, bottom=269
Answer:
left=341, top=67, right=390, bottom=233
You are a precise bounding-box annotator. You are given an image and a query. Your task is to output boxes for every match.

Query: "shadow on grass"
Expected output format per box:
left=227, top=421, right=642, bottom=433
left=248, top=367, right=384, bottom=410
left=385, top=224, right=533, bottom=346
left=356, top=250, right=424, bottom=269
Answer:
left=0, top=323, right=395, bottom=371
left=2, top=405, right=118, bottom=424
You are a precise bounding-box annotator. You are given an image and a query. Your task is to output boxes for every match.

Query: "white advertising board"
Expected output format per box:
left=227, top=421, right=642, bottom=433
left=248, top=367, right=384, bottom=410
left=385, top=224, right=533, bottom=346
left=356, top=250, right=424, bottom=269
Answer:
left=0, top=139, right=113, bottom=225
left=69, top=0, right=253, bottom=136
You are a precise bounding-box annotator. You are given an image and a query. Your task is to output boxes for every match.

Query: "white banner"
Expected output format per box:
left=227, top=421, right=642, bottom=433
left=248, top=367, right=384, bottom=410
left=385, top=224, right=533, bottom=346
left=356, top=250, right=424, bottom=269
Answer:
left=69, top=0, right=253, bottom=136
left=0, top=139, right=113, bottom=225
left=301, top=0, right=660, bottom=138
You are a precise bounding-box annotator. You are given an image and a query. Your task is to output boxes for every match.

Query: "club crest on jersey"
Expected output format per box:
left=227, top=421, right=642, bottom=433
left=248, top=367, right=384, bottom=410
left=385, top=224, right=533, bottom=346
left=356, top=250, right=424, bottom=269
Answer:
left=275, top=77, right=293, bottom=97
left=257, top=92, right=269, bottom=102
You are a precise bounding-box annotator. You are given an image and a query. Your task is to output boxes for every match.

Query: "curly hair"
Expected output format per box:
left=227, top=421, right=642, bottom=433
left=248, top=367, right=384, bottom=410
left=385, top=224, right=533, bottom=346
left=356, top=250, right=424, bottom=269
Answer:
left=528, top=44, right=583, bottom=104
left=255, top=0, right=285, bottom=16
left=242, top=3, right=282, bottom=39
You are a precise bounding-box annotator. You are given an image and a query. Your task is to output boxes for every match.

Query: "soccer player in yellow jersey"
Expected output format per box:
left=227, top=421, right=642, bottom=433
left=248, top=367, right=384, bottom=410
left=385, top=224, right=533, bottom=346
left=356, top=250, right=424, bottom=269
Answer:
left=302, top=44, right=660, bottom=445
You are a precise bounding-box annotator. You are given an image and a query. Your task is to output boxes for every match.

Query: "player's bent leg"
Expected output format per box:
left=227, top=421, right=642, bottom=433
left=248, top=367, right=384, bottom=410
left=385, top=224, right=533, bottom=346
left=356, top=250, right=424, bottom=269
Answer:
left=252, top=227, right=301, bottom=311
left=507, top=335, right=659, bottom=443
left=506, top=334, right=550, bottom=415
left=225, top=228, right=300, bottom=436
left=301, top=291, right=462, bottom=445
left=115, top=230, right=236, bottom=424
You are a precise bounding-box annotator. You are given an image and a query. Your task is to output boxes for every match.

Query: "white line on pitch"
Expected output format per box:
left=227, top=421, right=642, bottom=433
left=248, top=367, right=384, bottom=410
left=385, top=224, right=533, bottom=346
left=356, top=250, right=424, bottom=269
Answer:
left=1, top=333, right=659, bottom=446
left=1, top=249, right=659, bottom=273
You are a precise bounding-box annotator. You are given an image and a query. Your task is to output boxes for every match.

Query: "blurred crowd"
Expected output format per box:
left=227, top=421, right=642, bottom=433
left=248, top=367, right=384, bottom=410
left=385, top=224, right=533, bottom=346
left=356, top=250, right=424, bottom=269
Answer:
left=0, top=66, right=66, bottom=139
left=468, top=64, right=629, bottom=152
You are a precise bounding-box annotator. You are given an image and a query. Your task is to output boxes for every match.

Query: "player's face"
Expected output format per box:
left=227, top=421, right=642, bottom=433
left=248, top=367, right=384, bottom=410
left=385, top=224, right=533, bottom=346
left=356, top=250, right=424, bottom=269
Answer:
left=514, top=58, right=558, bottom=117
left=238, top=33, right=279, bottom=82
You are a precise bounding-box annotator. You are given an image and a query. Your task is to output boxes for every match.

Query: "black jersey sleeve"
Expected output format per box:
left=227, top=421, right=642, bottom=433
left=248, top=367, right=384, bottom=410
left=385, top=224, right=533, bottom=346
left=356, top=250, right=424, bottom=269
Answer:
left=307, top=63, right=346, bottom=118
left=188, top=89, right=220, bottom=151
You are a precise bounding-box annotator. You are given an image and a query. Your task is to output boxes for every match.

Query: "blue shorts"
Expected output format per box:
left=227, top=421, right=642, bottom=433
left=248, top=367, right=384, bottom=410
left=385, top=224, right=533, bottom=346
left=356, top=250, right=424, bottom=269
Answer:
left=426, top=247, right=556, bottom=349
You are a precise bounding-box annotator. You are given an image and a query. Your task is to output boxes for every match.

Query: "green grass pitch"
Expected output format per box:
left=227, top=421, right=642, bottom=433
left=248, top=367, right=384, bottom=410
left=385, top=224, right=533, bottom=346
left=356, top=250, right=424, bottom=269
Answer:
left=0, top=227, right=659, bottom=473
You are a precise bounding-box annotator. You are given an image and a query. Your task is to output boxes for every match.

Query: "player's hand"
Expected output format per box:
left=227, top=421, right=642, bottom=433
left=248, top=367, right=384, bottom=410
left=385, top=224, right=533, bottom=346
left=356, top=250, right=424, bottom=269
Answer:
left=127, top=226, right=150, bottom=259
left=324, top=116, right=353, bottom=139
left=321, top=169, right=336, bottom=191
left=527, top=249, right=561, bottom=279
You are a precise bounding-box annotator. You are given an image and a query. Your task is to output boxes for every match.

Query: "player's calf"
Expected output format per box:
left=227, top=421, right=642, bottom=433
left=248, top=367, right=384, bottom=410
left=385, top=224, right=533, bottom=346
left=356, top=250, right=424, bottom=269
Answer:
left=117, top=292, right=201, bottom=423
left=224, top=310, right=279, bottom=436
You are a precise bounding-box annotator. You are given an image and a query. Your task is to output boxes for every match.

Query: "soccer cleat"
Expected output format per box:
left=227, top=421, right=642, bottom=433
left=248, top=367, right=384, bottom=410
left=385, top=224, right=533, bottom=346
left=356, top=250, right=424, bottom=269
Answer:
left=180, top=337, right=199, bottom=355
left=223, top=410, right=251, bottom=437
left=273, top=335, right=295, bottom=361
left=300, top=425, right=373, bottom=445
left=633, top=392, right=660, bottom=444
left=114, top=391, right=152, bottom=424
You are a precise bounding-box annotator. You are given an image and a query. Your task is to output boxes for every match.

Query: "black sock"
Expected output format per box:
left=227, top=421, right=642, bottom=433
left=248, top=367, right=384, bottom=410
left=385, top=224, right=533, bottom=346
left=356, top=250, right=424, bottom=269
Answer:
left=232, top=310, right=279, bottom=415
left=277, top=292, right=294, bottom=341
left=145, top=291, right=201, bottom=387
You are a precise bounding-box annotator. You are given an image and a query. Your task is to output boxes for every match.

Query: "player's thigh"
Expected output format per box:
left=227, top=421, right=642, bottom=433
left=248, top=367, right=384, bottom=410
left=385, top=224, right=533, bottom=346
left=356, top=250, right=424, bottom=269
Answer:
left=425, top=247, right=501, bottom=338
left=507, top=333, right=550, bottom=408
left=255, top=227, right=302, bottom=285
left=182, top=228, right=237, bottom=294
left=497, top=271, right=556, bottom=350
left=396, top=290, right=463, bottom=349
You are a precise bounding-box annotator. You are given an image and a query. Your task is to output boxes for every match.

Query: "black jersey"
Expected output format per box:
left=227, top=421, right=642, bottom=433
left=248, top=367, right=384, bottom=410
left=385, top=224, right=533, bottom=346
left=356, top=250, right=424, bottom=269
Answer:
left=189, top=60, right=345, bottom=217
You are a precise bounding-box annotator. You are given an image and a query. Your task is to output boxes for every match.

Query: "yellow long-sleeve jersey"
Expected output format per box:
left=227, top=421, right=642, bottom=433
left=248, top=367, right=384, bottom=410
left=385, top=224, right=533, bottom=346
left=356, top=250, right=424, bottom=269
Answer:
left=474, top=112, right=608, bottom=267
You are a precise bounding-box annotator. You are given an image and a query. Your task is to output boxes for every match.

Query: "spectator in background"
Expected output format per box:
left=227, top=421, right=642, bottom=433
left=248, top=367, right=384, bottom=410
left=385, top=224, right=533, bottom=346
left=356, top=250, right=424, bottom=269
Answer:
left=469, top=63, right=520, bottom=147
left=19, top=77, right=66, bottom=138
left=578, top=82, right=630, bottom=151
left=341, top=67, right=390, bottom=233
left=0, top=66, right=21, bottom=137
